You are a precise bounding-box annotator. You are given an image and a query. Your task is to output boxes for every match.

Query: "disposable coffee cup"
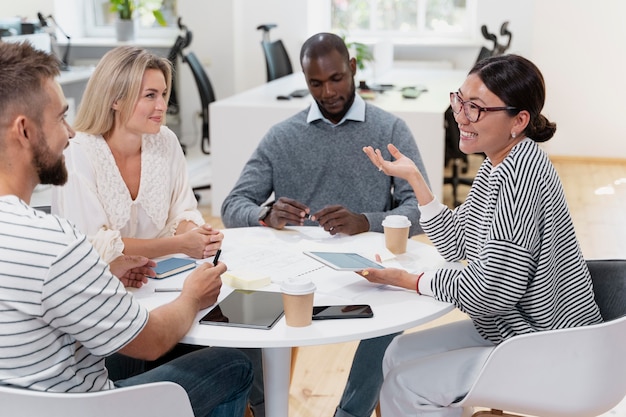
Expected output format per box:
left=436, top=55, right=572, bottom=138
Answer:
left=382, top=215, right=411, bottom=254
left=280, top=278, right=316, bottom=327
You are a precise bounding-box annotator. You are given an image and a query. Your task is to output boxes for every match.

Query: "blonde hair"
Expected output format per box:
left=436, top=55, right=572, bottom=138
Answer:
left=74, top=46, right=172, bottom=135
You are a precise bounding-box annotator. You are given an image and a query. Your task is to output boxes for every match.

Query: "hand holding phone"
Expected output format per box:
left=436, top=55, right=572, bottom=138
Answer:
left=312, top=304, right=373, bottom=320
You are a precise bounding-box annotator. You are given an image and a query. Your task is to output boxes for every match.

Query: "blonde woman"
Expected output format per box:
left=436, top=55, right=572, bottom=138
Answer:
left=52, top=46, right=222, bottom=263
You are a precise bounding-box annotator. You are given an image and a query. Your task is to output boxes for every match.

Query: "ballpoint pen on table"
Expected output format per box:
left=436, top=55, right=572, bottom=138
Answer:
left=213, top=249, right=222, bottom=266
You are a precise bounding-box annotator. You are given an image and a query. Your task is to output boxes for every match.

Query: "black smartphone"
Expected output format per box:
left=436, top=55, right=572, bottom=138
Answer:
left=312, top=304, right=373, bottom=320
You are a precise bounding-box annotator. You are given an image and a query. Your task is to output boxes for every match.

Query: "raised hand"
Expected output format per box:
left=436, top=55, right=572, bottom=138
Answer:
left=363, top=143, right=419, bottom=181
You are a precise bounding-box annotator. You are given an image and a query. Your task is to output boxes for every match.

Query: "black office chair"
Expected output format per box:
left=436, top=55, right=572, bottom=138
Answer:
left=443, top=22, right=513, bottom=207
left=183, top=51, right=216, bottom=156
left=182, top=51, right=216, bottom=198
left=164, top=18, right=214, bottom=199
left=166, top=18, right=193, bottom=153
left=443, top=106, right=474, bottom=208
left=256, top=24, right=293, bottom=82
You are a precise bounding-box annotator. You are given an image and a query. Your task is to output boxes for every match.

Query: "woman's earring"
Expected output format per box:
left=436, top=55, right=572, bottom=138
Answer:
left=511, top=132, right=517, bottom=139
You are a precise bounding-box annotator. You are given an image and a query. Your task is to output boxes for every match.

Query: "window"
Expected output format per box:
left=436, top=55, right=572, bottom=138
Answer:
left=331, top=0, right=474, bottom=40
left=85, top=0, right=178, bottom=39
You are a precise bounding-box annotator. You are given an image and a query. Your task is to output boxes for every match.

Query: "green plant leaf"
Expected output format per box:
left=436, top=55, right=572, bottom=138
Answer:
left=152, top=10, right=167, bottom=27
left=109, top=0, right=134, bottom=20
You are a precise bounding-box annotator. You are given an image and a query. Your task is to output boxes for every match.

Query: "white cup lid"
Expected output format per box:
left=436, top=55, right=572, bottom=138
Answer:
left=280, top=278, right=316, bottom=295
left=382, top=215, right=411, bottom=228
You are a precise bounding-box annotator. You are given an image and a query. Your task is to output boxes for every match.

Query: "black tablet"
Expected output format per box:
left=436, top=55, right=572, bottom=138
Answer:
left=303, top=251, right=385, bottom=271
left=199, top=290, right=284, bottom=330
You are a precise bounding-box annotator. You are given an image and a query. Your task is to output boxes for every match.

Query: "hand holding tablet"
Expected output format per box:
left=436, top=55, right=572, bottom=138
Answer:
left=304, top=251, right=384, bottom=271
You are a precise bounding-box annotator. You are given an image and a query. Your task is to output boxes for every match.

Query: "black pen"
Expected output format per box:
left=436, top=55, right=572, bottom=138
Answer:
left=213, top=249, right=222, bottom=266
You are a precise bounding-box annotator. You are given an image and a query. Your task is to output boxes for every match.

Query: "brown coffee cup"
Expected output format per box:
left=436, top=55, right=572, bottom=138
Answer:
left=382, top=215, right=411, bottom=254
left=280, top=278, right=316, bottom=327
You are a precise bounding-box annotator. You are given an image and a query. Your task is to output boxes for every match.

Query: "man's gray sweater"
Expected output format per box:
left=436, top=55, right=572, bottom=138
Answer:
left=221, top=103, right=429, bottom=236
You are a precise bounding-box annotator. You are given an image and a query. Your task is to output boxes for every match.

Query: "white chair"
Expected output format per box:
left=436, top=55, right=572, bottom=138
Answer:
left=0, top=381, right=194, bottom=417
left=455, top=259, right=626, bottom=417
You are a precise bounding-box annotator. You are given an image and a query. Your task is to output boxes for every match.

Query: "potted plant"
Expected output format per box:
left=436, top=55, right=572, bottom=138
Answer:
left=346, top=40, right=374, bottom=72
left=341, top=35, right=375, bottom=91
left=110, top=0, right=166, bottom=42
left=110, top=0, right=136, bottom=41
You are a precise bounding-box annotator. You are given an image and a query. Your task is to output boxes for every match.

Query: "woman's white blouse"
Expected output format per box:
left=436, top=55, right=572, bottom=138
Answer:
left=52, top=126, right=204, bottom=263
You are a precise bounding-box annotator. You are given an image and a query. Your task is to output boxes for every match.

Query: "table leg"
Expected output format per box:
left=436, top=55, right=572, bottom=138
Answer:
left=262, top=346, right=291, bottom=417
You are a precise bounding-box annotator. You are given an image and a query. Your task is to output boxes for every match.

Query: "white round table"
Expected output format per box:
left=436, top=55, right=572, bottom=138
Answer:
left=131, top=226, right=456, bottom=417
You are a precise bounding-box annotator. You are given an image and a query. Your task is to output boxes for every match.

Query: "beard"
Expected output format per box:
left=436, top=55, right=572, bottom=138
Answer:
left=32, top=132, right=68, bottom=186
left=317, top=80, right=356, bottom=123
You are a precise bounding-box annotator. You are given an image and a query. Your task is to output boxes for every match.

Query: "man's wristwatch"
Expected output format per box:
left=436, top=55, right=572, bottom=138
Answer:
left=258, top=204, right=272, bottom=227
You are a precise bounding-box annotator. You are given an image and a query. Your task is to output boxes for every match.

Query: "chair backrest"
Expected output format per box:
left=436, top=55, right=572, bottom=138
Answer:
left=256, top=23, right=293, bottom=82
left=0, top=381, right=194, bottom=417
left=587, top=259, right=626, bottom=321
left=457, top=259, right=626, bottom=417
left=261, top=40, right=293, bottom=82
left=444, top=105, right=463, bottom=162
left=183, top=51, right=216, bottom=154
left=166, top=17, right=193, bottom=116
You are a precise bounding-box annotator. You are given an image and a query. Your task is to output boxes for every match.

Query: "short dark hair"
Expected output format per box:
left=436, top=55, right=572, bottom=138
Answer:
left=0, top=41, right=60, bottom=129
left=299, top=32, right=350, bottom=67
left=470, top=54, right=556, bottom=142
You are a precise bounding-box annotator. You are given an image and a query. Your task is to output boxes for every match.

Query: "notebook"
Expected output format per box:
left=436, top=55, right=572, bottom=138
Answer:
left=199, top=290, right=284, bottom=330
left=153, top=257, right=197, bottom=279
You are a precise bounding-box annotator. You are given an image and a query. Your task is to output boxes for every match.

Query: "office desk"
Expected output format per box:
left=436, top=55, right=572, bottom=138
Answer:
left=210, top=69, right=467, bottom=217
left=131, top=226, right=457, bottom=416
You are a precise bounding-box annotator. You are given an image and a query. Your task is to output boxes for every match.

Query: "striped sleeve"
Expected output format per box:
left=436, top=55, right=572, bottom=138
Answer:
left=422, top=139, right=602, bottom=343
left=42, top=235, right=148, bottom=357
left=0, top=199, right=148, bottom=392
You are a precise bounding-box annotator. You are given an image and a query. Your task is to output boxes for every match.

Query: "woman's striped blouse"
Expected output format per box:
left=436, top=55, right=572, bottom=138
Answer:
left=422, top=139, right=602, bottom=344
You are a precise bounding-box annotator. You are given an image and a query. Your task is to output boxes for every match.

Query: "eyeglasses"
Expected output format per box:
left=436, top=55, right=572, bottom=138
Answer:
left=449, top=92, right=518, bottom=123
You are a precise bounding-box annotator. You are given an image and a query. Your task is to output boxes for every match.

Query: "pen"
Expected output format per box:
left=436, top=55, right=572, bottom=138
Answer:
left=213, top=249, right=222, bottom=266
left=154, top=288, right=182, bottom=293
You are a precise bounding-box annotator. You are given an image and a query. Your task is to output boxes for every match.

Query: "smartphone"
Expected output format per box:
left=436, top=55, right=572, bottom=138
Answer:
left=312, top=304, right=373, bottom=320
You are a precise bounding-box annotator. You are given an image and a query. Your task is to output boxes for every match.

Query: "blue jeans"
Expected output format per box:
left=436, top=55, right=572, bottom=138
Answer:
left=244, top=333, right=400, bottom=417
left=111, top=346, right=252, bottom=417
left=333, top=333, right=401, bottom=417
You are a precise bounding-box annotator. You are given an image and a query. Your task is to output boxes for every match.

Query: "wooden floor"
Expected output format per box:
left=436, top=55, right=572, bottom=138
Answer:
left=198, top=155, right=626, bottom=417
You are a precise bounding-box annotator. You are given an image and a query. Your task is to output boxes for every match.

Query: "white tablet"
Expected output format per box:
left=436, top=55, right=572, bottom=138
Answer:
left=303, top=251, right=385, bottom=271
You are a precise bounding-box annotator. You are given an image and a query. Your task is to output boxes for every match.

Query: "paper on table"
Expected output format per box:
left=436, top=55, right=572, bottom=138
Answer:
left=218, top=244, right=325, bottom=284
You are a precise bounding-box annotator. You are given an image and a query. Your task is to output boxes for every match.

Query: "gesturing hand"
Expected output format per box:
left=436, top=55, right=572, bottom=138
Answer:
left=363, top=143, right=419, bottom=181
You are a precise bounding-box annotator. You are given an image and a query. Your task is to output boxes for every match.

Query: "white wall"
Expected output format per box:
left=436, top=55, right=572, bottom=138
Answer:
left=5, top=0, right=625, bottom=159
left=1, top=0, right=53, bottom=20
left=530, top=0, right=626, bottom=158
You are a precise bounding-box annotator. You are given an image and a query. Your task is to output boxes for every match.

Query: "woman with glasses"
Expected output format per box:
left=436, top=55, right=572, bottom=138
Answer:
left=360, top=54, right=602, bottom=417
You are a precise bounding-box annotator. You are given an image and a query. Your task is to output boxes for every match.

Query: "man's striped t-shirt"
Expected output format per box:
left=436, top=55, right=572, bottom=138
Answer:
left=0, top=196, right=148, bottom=392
